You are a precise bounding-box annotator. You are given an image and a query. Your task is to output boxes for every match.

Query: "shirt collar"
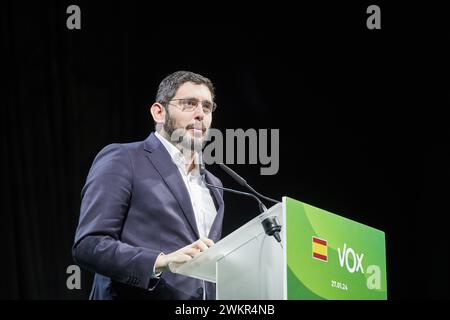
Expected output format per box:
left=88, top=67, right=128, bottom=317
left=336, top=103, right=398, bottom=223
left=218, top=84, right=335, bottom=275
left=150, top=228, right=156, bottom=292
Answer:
left=154, top=131, right=201, bottom=177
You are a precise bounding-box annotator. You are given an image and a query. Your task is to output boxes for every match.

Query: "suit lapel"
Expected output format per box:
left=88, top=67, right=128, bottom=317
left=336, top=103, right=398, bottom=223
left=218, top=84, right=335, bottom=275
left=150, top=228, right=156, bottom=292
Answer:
left=143, top=133, right=200, bottom=239
left=205, top=172, right=225, bottom=242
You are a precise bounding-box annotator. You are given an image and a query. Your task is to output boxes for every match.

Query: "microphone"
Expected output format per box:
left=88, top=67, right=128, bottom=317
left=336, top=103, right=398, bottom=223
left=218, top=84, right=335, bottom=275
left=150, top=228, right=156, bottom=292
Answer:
left=199, top=154, right=267, bottom=212
left=198, top=154, right=281, bottom=243
left=217, top=163, right=280, bottom=204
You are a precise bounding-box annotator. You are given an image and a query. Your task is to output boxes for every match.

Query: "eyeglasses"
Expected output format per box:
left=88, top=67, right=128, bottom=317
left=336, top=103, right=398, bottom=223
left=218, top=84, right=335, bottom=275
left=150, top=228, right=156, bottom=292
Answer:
left=167, top=98, right=217, bottom=114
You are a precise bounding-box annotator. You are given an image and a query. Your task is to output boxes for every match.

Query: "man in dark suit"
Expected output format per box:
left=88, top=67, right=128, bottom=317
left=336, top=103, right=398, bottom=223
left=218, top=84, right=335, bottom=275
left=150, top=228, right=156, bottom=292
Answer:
left=72, top=71, right=225, bottom=300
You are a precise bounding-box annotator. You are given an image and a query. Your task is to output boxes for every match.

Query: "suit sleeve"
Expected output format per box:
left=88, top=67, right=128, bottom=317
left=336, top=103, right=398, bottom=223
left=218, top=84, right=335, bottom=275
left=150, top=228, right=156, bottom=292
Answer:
left=72, top=143, right=161, bottom=290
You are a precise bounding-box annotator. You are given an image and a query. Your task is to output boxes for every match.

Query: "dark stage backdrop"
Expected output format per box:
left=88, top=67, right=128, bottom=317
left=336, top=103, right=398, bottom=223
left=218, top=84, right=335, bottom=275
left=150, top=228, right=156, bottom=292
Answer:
left=2, top=1, right=449, bottom=299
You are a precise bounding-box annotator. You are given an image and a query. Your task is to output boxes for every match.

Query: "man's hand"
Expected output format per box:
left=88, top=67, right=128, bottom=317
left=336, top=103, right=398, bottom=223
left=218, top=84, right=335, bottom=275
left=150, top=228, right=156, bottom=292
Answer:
left=155, top=238, right=214, bottom=273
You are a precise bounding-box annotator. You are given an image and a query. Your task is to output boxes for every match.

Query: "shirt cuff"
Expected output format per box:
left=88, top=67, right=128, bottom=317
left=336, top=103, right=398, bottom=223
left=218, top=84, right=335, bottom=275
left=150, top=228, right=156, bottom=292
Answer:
left=151, top=252, right=164, bottom=279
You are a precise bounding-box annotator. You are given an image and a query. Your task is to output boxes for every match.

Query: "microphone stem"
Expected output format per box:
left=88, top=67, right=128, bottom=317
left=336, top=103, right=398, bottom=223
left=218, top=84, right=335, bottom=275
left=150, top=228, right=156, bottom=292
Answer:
left=204, top=181, right=267, bottom=212
left=202, top=176, right=282, bottom=244
left=246, top=184, right=280, bottom=204
left=217, top=163, right=280, bottom=204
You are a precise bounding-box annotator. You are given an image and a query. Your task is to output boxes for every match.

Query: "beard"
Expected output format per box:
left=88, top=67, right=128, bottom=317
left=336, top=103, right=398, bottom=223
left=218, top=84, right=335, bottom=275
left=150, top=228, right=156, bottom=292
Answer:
left=162, top=111, right=208, bottom=153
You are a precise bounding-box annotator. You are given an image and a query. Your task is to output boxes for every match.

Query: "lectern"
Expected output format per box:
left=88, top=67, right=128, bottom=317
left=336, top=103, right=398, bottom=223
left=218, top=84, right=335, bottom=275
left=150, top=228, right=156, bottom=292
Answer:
left=175, top=196, right=387, bottom=300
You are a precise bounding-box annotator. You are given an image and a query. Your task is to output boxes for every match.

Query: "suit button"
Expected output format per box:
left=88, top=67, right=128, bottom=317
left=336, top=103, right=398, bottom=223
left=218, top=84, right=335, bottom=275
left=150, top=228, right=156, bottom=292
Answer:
left=197, top=287, right=203, bottom=296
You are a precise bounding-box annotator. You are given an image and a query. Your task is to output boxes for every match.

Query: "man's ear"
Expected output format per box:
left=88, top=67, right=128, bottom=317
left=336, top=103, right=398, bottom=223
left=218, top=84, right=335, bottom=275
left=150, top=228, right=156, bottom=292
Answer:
left=150, top=103, right=166, bottom=125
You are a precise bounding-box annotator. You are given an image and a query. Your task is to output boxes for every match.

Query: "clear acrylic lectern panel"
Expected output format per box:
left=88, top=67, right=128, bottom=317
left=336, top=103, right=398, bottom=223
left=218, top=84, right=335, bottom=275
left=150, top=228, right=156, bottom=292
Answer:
left=174, top=203, right=285, bottom=300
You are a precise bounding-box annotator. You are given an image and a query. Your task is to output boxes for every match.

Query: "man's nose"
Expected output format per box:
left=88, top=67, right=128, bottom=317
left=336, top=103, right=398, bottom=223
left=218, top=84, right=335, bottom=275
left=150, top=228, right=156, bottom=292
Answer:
left=193, top=104, right=205, bottom=121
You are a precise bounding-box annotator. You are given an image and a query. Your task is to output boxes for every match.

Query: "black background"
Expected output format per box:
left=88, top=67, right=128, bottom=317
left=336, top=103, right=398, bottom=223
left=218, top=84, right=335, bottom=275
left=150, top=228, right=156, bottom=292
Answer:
left=2, top=1, right=449, bottom=300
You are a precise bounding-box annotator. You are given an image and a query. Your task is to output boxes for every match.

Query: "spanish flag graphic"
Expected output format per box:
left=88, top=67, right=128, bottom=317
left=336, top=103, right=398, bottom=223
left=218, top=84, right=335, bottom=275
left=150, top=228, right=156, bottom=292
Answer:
left=312, top=236, right=328, bottom=262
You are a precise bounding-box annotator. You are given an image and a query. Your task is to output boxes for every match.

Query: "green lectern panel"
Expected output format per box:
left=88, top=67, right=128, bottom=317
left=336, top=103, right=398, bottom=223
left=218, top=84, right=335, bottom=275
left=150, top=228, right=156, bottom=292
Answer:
left=285, top=197, right=387, bottom=299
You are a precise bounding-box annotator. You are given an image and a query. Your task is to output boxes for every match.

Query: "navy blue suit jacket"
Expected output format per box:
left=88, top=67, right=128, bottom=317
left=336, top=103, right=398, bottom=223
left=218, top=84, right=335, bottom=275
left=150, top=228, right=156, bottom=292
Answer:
left=72, top=132, right=225, bottom=300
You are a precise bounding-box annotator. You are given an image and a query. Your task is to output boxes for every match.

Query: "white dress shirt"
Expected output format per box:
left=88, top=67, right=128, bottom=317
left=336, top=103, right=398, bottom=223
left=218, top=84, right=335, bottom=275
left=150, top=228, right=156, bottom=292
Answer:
left=155, top=131, right=218, bottom=239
